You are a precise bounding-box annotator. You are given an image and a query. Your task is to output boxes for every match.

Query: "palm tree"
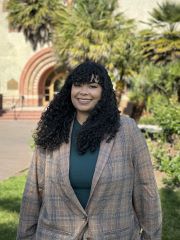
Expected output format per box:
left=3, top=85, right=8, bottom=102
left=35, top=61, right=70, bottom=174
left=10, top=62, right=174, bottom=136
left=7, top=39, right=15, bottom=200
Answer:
left=139, top=0, right=180, bottom=65
left=149, top=0, right=180, bottom=32
left=7, top=0, right=63, bottom=49
left=127, top=60, right=180, bottom=119
left=6, top=0, right=138, bottom=104
left=52, top=0, right=136, bottom=101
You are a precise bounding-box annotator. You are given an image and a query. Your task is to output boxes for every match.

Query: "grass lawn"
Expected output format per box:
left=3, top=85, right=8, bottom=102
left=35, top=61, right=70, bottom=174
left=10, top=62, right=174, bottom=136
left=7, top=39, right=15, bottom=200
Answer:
left=0, top=174, right=26, bottom=240
left=0, top=174, right=180, bottom=240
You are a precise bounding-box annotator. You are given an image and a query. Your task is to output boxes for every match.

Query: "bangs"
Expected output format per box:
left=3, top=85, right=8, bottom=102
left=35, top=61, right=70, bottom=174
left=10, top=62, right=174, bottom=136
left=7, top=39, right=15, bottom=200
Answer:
left=69, top=61, right=103, bottom=85
left=73, top=73, right=101, bottom=84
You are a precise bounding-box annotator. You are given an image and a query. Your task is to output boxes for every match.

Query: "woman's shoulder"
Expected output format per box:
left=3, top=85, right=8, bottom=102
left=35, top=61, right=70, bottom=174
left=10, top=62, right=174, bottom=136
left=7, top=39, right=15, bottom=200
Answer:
left=118, top=114, right=143, bottom=140
left=119, top=114, right=136, bottom=126
left=117, top=114, right=140, bottom=137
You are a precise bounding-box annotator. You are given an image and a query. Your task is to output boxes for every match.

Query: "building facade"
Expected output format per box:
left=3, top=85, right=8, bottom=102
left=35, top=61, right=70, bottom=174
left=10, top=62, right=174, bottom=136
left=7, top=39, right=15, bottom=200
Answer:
left=0, top=0, right=179, bottom=109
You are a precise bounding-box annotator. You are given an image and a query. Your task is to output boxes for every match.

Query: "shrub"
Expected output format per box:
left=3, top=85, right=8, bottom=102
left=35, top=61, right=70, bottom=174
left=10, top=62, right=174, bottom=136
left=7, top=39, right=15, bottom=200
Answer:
left=147, top=94, right=180, bottom=141
left=139, top=113, right=158, bottom=125
left=147, top=138, right=180, bottom=188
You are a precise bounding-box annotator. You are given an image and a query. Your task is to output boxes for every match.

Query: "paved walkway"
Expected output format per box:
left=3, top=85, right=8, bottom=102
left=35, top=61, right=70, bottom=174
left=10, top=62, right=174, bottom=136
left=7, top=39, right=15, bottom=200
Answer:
left=0, top=120, right=164, bottom=187
left=0, top=120, right=37, bottom=181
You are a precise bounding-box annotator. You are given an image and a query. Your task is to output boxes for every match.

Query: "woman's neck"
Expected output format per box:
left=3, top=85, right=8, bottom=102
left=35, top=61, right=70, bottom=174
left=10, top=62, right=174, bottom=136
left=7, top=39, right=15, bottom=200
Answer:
left=76, top=111, right=89, bottom=125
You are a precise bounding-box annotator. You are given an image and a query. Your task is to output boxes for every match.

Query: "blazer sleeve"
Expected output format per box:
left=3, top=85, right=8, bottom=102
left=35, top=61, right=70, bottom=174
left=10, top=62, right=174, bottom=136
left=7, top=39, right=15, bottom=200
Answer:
left=16, top=147, right=45, bottom=240
left=130, top=119, right=162, bottom=240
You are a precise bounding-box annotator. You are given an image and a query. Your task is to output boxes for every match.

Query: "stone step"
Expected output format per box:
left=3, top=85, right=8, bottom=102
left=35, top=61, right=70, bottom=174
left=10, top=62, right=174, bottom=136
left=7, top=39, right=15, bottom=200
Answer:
left=0, top=110, right=42, bottom=120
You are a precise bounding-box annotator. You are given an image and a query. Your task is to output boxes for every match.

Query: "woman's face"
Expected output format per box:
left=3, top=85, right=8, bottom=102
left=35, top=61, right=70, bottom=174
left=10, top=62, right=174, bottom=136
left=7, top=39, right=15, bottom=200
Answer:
left=71, top=82, right=102, bottom=116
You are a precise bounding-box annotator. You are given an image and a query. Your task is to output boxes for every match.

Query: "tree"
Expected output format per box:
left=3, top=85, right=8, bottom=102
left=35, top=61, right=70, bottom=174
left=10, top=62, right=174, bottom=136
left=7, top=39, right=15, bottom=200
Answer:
left=135, top=0, right=180, bottom=106
left=139, top=30, right=180, bottom=65
left=53, top=0, right=134, bottom=65
left=139, top=1, right=180, bottom=65
left=7, top=0, right=63, bottom=49
left=149, top=0, right=180, bottom=32
left=6, top=0, right=139, bottom=104
left=52, top=0, right=136, bottom=102
left=130, top=62, right=179, bottom=100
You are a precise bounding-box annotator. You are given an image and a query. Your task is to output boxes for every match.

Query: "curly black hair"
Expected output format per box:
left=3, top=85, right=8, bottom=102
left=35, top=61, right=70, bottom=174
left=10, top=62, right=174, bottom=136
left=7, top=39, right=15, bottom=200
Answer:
left=34, top=61, right=120, bottom=153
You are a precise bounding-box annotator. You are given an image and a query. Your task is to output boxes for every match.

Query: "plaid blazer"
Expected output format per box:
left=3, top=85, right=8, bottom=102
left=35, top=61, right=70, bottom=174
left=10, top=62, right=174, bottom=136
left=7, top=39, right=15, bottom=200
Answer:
left=17, top=115, right=162, bottom=240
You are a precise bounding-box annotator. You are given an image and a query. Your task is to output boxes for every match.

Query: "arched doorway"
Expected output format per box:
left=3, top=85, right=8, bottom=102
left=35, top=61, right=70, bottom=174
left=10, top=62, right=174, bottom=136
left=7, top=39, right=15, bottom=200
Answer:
left=42, top=69, right=66, bottom=106
left=19, top=47, right=67, bottom=107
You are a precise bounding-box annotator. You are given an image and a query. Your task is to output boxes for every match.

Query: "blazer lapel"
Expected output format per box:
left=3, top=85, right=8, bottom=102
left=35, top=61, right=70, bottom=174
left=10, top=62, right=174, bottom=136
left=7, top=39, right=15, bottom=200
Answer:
left=53, top=122, right=87, bottom=215
left=86, top=137, right=115, bottom=206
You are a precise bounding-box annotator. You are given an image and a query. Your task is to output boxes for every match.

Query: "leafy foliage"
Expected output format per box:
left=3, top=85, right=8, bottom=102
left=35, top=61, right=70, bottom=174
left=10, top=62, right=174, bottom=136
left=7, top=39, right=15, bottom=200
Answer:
left=7, top=0, right=63, bottom=49
left=6, top=0, right=140, bottom=90
left=150, top=97, right=180, bottom=140
left=52, top=0, right=136, bottom=83
left=128, top=62, right=180, bottom=106
left=138, top=114, right=158, bottom=125
left=149, top=0, right=180, bottom=32
left=148, top=138, right=180, bottom=188
left=139, top=1, right=180, bottom=65
left=139, top=30, right=180, bottom=65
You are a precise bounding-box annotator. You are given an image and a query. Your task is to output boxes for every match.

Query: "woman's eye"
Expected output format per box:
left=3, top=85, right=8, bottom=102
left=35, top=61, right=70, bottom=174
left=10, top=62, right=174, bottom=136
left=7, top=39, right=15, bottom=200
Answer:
left=73, top=82, right=81, bottom=87
left=89, top=84, right=98, bottom=88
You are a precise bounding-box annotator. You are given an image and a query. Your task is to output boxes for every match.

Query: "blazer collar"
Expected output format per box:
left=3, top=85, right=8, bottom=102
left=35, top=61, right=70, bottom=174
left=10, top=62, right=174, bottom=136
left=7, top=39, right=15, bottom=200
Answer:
left=86, top=137, right=114, bottom=208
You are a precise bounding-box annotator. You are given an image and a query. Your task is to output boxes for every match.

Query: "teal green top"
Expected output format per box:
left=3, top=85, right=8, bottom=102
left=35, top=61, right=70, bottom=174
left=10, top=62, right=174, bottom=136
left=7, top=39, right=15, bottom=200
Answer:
left=69, top=119, right=99, bottom=209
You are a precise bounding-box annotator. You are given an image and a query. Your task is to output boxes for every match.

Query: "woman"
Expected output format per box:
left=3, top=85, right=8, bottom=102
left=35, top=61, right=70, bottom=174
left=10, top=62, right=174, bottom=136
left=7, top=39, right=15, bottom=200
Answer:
left=17, top=61, right=162, bottom=240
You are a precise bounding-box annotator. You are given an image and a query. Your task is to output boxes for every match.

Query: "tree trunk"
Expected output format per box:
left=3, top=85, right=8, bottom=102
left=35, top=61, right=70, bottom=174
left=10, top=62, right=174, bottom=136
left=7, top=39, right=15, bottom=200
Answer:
left=115, top=80, right=125, bottom=106
left=131, top=102, right=145, bottom=122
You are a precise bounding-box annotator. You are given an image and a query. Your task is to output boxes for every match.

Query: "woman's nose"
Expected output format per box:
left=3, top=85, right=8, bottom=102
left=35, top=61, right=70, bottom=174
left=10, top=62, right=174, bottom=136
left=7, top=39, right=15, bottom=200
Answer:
left=79, top=86, right=88, bottom=95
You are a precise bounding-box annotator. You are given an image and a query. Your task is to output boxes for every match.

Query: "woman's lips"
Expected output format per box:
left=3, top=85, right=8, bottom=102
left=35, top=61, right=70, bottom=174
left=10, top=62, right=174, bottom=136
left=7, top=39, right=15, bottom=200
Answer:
left=77, top=98, right=92, bottom=104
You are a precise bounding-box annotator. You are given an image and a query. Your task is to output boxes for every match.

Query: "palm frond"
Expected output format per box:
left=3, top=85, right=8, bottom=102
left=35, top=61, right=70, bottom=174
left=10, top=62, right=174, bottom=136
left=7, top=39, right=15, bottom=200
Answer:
left=149, top=1, right=180, bottom=32
left=7, top=0, right=63, bottom=49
